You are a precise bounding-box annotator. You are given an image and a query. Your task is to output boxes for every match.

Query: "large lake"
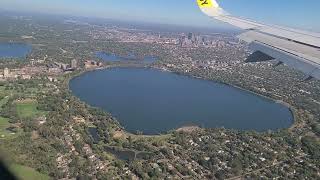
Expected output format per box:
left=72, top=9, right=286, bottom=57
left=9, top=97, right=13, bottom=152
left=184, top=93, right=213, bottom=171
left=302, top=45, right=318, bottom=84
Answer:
left=0, top=43, right=31, bottom=59
left=70, top=68, right=293, bottom=135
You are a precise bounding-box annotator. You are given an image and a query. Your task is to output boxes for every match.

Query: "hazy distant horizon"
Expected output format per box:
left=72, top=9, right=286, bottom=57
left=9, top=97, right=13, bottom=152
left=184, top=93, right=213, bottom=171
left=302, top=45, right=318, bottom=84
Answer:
left=0, top=8, right=242, bottom=34
left=1, top=0, right=320, bottom=32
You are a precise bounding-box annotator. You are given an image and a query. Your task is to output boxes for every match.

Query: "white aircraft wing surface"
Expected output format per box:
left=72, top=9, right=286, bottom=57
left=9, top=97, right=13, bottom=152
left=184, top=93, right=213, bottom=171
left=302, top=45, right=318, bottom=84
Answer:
left=197, top=0, right=320, bottom=80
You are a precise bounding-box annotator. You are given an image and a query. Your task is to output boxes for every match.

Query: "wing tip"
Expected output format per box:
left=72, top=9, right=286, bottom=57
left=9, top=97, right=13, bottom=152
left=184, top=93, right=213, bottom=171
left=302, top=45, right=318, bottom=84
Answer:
left=197, top=0, right=228, bottom=17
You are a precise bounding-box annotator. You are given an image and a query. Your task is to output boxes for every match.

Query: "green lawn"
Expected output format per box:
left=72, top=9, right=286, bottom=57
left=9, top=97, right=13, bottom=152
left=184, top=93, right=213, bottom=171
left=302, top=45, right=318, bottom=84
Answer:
left=15, top=101, right=44, bottom=118
left=10, top=164, right=50, bottom=180
left=0, top=117, right=15, bottom=139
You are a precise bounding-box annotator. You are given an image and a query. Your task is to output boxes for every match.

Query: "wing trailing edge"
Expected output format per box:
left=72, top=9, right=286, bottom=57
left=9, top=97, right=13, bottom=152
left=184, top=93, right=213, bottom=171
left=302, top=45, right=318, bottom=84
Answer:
left=197, top=0, right=320, bottom=80
left=245, top=51, right=274, bottom=63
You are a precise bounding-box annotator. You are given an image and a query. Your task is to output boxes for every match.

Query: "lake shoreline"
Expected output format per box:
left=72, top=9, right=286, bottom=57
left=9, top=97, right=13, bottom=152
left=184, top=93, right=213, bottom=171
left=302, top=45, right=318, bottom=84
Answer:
left=67, top=65, right=296, bottom=135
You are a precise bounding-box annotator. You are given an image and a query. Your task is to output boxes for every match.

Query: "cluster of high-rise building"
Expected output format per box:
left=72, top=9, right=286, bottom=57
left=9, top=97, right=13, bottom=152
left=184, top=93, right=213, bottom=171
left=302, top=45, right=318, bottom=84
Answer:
left=180, top=33, right=206, bottom=47
left=47, top=59, right=78, bottom=73
left=1, top=68, right=13, bottom=79
left=178, top=32, right=240, bottom=48
left=84, top=60, right=103, bottom=69
left=0, top=67, right=32, bottom=80
left=71, top=59, right=77, bottom=69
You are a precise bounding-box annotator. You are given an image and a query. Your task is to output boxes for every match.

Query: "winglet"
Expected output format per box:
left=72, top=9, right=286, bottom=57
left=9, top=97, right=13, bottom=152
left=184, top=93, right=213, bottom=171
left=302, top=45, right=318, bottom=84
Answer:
left=197, top=0, right=228, bottom=17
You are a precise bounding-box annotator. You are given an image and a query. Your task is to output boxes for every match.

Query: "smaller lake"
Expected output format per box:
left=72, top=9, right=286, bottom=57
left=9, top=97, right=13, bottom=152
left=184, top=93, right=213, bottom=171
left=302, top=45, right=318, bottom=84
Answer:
left=96, top=52, right=157, bottom=63
left=88, top=127, right=100, bottom=143
left=104, top=146, right=153, bottom=161
left=0, top=43, right=32, bottom=59
left=105, top=146, right=135, bottom=161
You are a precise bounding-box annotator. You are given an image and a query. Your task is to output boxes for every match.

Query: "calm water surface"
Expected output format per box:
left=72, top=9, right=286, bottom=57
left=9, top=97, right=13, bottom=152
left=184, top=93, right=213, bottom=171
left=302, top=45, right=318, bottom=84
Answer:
left=70, top=68, right=293, bottom=135
left=0, top=43, right=31, bottom=59
left=88, top=127, right=100, bottom=143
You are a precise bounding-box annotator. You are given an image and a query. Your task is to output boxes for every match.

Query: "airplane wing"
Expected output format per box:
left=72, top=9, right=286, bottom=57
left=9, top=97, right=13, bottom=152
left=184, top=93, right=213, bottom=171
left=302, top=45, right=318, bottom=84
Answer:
left=197, top=0, right=320, bottom=80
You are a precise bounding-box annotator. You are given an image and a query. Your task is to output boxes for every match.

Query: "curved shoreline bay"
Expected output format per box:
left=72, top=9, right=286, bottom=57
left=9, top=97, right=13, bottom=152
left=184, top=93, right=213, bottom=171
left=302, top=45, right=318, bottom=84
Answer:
left=69, top=67, right=293, bottom=135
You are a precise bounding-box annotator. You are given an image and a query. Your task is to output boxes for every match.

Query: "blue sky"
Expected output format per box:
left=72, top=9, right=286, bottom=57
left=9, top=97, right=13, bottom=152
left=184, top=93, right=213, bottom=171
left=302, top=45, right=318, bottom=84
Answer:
left=1, top=0, right=319, bottom=31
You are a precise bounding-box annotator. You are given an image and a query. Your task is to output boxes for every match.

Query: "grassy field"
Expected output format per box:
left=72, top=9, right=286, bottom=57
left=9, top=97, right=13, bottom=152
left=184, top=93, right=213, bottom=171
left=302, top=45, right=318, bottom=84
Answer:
left=15, top=101, right=44, bottom=118
left=10, top=164, right=50, bottom=180
left=0, top=116, right=17, bottom=139
left=0, top=85, right=50, bottom=180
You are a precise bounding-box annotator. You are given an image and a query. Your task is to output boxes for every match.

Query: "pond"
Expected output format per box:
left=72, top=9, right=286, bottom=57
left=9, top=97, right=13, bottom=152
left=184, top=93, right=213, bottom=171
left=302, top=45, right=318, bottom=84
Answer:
left=105, top=146, right=135, bottom=161
left=69, top=67, right=293, bottom=135
left=0, top=43, right=31, bottom=59
left=88, top=127, right=100, bottom=143
left=104, top=146, right=153, bottom=161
